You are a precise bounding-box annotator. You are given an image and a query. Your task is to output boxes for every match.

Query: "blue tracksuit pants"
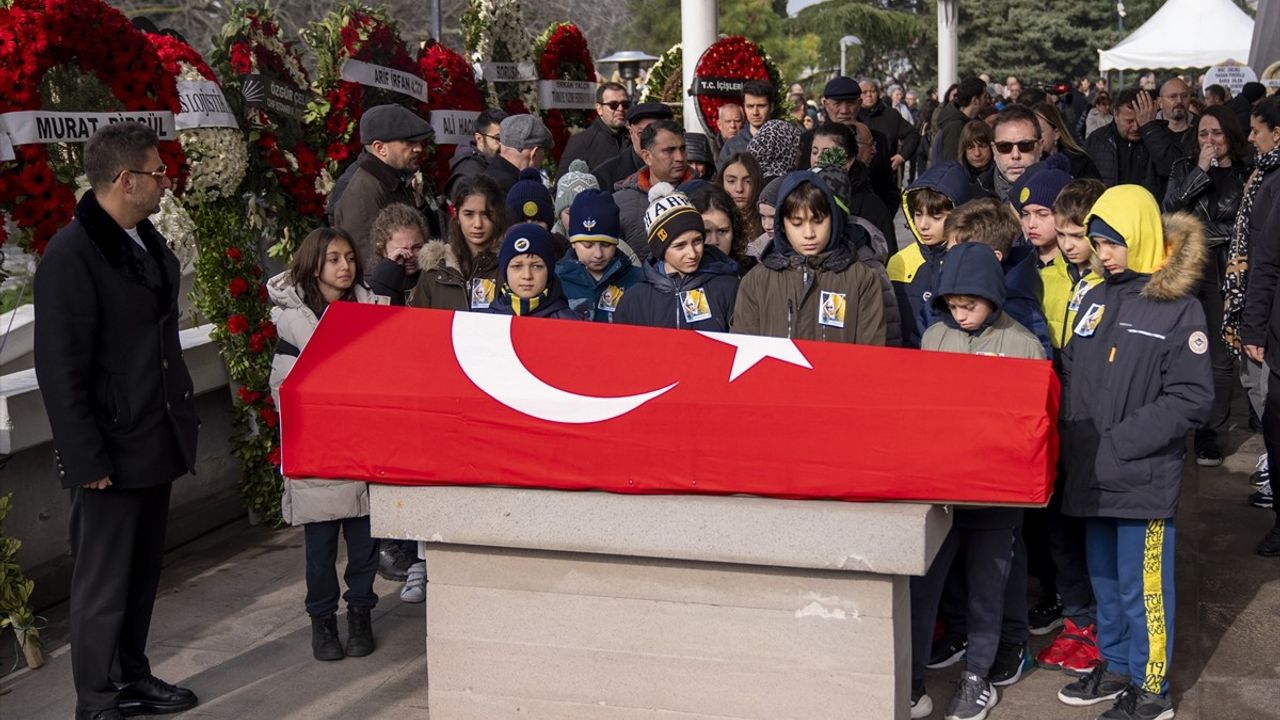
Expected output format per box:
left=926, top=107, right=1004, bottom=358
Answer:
left=1085, top=517, right=1176, bottom=696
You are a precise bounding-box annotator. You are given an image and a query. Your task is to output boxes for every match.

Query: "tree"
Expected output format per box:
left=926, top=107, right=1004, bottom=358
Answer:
left=621, top=0, right=820, bottom=84
left=789, top=0, right=928, bottom=86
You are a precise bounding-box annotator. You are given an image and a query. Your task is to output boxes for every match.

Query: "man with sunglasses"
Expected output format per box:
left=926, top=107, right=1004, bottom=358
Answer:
left=35, top=122, right=200, bottom=720
left=593, top=101, right=675, bottom=191
left=444, top=107, right=507, bottom=197
left=991, top=105, right=1045, bottom=202
left=560, top=82, right=630, bottom=173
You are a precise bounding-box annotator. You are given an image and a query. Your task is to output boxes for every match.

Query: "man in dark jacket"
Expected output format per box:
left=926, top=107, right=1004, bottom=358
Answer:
left=1226, top=81, right=1266, bottom=137
left=443, top=107, right=506, bottom=197
left=858, top=79, right=920, bottom=217
left=35, top=122, right=200, bottom=720
left=484, top=113, right=553, bottom=197
left=1085, top=89, right=1167, bottom=196
left=331, top=104, right=433, bottom=268
left=1057, top=186, right=1211, bottom=718
left=559, top=82, right=629, bottom=173
left=934, top=76, right=989, bottom=164
left=718, top=79, right=776, bottom=166
left=798, top=76, right=861, bottom=170
left=593, top=102, right=674, bottom=191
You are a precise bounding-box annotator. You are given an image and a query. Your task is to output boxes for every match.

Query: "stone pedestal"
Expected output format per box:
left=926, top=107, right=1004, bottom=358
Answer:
left=371, top=485, right=951, bottom=720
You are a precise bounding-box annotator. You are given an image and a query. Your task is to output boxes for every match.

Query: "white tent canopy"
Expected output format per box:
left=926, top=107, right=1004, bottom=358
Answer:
left=1099, top=0, right=1254, bottom=72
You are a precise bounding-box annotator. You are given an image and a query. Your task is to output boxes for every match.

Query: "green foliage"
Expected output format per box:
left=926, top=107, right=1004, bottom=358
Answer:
left=790, top=0, right=928, bottom=86
left=0, top=494, right=41, bottom=658
left=623, top=0, right=817, bottom=87
left=956, top=0, right=1178, bottom=83
left=189, top=200, right=284, bottom=528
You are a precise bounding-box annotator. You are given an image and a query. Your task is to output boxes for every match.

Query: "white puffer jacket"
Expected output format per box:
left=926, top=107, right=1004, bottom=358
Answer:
left=268, top=271, right=379, bottom=526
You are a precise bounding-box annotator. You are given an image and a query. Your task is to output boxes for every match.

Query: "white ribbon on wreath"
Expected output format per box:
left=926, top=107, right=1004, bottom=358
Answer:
left=468, top=0, right=537, bottom=110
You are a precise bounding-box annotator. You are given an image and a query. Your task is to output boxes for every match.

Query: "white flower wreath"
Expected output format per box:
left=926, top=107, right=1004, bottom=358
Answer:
left=467, top=0, right=537, bottom=109
left=175, top=62, right=249, bottom=207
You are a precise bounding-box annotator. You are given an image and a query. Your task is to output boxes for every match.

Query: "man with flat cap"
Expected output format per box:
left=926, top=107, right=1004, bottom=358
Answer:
left=593, top=102, right=675, bottom=191
left=484, top=114, right=554, bottom=196
left=798, top=76, right=863, bottom=168
left=331, top=103, right=433, bottom=268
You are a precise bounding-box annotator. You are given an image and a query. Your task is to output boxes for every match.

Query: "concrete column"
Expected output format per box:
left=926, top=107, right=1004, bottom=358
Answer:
left=937, top=0, right=958, bottom=93
left=680, top=0, right=718, bottom=134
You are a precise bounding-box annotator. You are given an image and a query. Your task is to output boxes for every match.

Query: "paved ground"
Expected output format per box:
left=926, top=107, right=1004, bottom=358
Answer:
left=3, top=411, right=1278, bottom=719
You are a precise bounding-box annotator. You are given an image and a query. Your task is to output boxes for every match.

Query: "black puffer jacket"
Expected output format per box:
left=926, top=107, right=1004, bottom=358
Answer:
left=613, top=246, right=740, bottom=331
left=1162, top=158, right=1250, bottom=246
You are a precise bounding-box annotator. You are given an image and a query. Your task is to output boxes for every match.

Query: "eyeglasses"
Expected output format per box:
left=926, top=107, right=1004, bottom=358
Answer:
left=115, top=164, right=168, bottom=182
left=993, top=140, right=1038, bottom=154
left=601, top=100, right=632, bottom=111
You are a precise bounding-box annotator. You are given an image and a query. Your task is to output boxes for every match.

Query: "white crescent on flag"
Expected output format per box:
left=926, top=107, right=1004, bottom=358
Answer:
left=450, top=313, right=677, bottom=423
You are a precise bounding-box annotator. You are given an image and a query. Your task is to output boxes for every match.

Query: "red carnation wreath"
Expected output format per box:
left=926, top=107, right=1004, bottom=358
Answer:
left=534, top=22, right=597, bottom=165
left=303, top=2, right=432, bottom=174
left=692, top=36, right=787, bottom=137
left=418, top=40, right=485, bottom=192
left=0, top=0, right=188, bottom=253
left=211, top=2, right=325, bottom=232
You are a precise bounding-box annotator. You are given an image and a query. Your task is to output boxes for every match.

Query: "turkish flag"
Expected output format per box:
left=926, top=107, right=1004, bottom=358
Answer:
left=280, top=304, right=1060, bottom=506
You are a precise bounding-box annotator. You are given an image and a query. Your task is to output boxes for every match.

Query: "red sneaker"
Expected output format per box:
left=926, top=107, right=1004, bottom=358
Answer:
left=1035, top=618, right=1089, bottom=670
left=1059, top=623, right=1101, bottom=676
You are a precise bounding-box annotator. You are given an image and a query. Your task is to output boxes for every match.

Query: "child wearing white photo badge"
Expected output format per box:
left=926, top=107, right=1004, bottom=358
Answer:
left=731, top=170, right=888, bottom=345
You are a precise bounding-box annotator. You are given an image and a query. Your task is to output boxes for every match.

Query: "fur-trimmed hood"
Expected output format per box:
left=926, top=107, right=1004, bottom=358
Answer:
left=418, top=239, right=461, bottom=274
left=1087, top=212, right=1206, bottom=302
left=1140, top=212, right=1207, bottom=302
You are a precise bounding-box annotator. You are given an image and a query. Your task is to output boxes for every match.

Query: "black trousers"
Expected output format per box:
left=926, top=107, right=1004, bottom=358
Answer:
left=303, top=516, right=378, bottom=617
left=911, top=523, right=1017, bottom=682
left=1195, top=246, right=1234, bottom=450
left=1262, top=366, right=1280, bottom=527
left=69, top=483, right=172, bottom=713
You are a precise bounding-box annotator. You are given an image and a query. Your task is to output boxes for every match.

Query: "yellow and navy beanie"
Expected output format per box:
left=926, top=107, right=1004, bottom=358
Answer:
left=642, top=183, right=704, bottom=260
left=506, top=168, right=554, bottom=226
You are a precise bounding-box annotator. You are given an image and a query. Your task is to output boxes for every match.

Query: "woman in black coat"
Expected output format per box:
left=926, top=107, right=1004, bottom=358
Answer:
left=1235, top=96, right=1280, bottom=556
left=1163, top=104, right=1252, bottom=468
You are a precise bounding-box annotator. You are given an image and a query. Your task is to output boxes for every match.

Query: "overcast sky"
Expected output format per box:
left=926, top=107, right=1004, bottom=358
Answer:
left=786, top=0, right=824, bottom=13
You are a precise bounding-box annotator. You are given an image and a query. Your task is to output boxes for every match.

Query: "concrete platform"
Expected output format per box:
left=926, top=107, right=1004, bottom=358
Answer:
left=3, top=421, right=1279, bottom=719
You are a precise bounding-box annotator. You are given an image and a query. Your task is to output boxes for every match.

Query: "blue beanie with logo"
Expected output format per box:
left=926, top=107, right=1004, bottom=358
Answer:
left=568, top=190, right=622, bottom=244
left=499, top=223, right=559, bottom=283
left=506, top=168, right=554, bottom=226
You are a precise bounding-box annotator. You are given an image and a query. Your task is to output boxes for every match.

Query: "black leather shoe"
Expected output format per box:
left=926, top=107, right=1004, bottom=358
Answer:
left=116, top=675, right=198, bottom=716
left=76, top=709, right=125, bottom=720
left=1259, top=527, right=1280, bottom=557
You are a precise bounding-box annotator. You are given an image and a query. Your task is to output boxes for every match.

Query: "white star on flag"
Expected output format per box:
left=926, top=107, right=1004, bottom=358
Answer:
left=697, top=331, right=813, bottom=381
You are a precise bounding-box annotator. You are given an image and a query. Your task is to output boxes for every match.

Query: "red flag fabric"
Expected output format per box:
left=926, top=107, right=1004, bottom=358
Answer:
left=280, top=304, right=1060, bottom=506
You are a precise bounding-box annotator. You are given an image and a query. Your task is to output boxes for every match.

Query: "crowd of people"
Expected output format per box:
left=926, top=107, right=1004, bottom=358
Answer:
left=34, top=61, right=1280, bottom=720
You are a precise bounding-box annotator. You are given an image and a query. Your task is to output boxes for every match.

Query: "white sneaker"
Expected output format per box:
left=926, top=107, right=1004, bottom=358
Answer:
left=399, top=562, right=426, bottom=603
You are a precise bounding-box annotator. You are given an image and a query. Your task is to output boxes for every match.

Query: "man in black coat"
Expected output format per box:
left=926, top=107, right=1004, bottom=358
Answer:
left=592, top=102, right=674, bottom=191
left=559, top=82, right=630, bottom=173
left=443, top=107, right=507, bottom=197
left=858, top=79, right=920, bottom=217
left=34, top=122, right=200, bottom=720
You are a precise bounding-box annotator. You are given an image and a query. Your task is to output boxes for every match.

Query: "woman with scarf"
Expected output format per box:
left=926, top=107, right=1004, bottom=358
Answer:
left=1231, top=95, right=1280, bottom=556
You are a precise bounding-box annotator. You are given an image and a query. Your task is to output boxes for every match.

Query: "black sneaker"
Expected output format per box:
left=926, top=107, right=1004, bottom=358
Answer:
left=1056, top=663, right=1129, bottom=706
left=927, top=632, right=968, bottom=669
left=945, top=671, right=997, bottom=720
left=1195, top=447, right=1223, bottom=467
left=377, top=540, right=413, bottom=581
left=911, top=677, right=933, bottom=719
left=1258, top=527, right=1280, bottom=557
left=1098, top=685, right=1175, bottom=720
left=989, top=641, right=1030, bottom=686
left=1029, top=593, right=1064, bottom=635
